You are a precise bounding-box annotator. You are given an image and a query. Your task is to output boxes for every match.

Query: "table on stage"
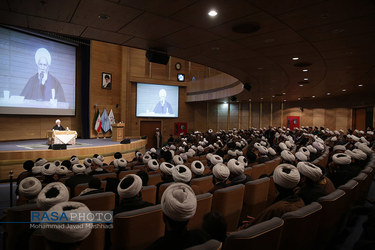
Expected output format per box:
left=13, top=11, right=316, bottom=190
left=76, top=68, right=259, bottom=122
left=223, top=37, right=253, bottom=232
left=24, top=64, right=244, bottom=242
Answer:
left=47, top=130, right=77, bottom=145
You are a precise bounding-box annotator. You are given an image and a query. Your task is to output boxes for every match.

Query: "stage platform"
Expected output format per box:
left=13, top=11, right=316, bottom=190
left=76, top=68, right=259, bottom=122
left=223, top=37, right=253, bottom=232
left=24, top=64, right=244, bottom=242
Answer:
left=0, top=138, right=147, bottom=181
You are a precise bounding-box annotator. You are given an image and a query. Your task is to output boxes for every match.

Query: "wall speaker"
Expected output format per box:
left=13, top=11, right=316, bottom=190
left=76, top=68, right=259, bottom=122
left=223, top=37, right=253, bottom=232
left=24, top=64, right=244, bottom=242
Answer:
left=120, top=139, right=131, bottom=144
left=146, top=50, right=169, bottom=65
left=243, top=83, right=251, bottom=91
left=48, top=144, right=67, bottom=150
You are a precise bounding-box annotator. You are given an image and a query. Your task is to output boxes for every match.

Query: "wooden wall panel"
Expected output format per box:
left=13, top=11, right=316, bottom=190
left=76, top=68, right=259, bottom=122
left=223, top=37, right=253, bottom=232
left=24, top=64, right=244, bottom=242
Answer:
left=324, top=109, right=336, bottom=130
left=252, top=102, right=260, bottom=129
left=240, top=102, right=249, bottom=129
left=207, top=102, right=218, bottom=132
left=272, top=102, right=281, bottom=127
left=313, top=108, right=325, bottom=128
left=217, top=103, right=228, bottom=130
left=262, top=102, right=271, bottom=128
left=229, top=103, right=239, bottom=129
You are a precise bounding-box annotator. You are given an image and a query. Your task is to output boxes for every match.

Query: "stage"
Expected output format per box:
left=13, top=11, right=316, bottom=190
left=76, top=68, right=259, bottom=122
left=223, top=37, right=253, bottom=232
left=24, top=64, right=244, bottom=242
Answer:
left=0, top=138, right=147, bottom=181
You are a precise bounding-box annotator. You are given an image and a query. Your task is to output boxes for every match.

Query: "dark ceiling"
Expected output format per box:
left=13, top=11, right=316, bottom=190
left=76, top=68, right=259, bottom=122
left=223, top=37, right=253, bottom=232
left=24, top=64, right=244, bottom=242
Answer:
left=2, top=0, right=375, bottom=102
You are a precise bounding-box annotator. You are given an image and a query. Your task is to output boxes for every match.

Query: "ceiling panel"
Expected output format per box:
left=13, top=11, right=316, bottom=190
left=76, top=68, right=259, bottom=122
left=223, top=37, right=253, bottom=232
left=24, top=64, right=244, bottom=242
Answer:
left=118, top=12, right=188, bottom=40
left=28, top=16, right=85, bottom=37
left=0, top=10, right=27, bottom=27
left=248, top=0, right=324, bottom=16
left=71, top=0, right=142, bottom=32
left=122, top=37, right=170, bottom=50
left=81, top=27, right=132, bottom=44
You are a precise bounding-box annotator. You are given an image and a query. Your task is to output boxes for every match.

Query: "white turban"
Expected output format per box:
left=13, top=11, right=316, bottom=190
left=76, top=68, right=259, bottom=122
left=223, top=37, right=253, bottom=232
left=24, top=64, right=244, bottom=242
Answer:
left=297, top=162, right=322, bottom=182
left=238, top=156, right=248, bottom=166
left=228, top=150, right=237, bottom=157
left=258, top=146, right=268, bottom=155
left=179, top=146, right=185, bottom=152
left=227, top=159, right=245, bottom=176
left=315, top=138, right=324, bottom=144
left=72, top=164, right=86, bottom=174
left=312, top=141, right=324, bottom=151
left=332, top=153, right=351, bottom=165
left=235, top=142, right=241, bottom=148
left=41, top=202, right=92, bottom=243
left=360, top=137, right=369, bottom=145
left=114, top=158, right=127, bottom=168
left=35, top=48, right=51, bottom=65
left=197, top=146, right=204, bottom=152
left=19, top=177, right=42, bottom=198
left=41, top=163, right=56, bottom=176
left=56, top=165, right=71, bottom=175
left=55, top=119, right=60, bottom=124
left=299, top=147, right=310, bottom=157
left=235, top=149, right=243, bottom=156
left=97, top=155, right=105, bottom=162
left=53, top=160, right=61, bottom=167
left=180, top=153, right=188, bottom=161
left=117, top=174, right=143, bottom=198
left=331, top=136, right=337, bottom=142
left=160, top=162, right=175, bottom=175
left=187, top=149, right=196, bottom=157
left=273, top=164, right=300, bottom=189
left=161, top=183, right=197, bottom=222
left=351, top=135, right=360, bottom=142
left=281, top=150, right=295, bottom=163
left=279, top=142, right=288, bottom=151
left=172, top=165, right=192, bottom=183
left=136, top=152, right=143, bottom=158
left=210, top=155, right=223, bottom=165
left=150, top=148, right=157, bottom=153
left=142, top=154, right=152, bottom=164
left=285, top=141, right=292, bottom=148
left=352, top=149, right=367, bottom=160
left=32, top=166, right=43, bottom=175
left=191, top=145, right=197, bottom=151
left=173, top=155, right=184, bottom=165
left=35, top=158, right=48, bottom=166
left=268, top=147, right=277, bottom=156
left=254, top=143, right=261, bottom=149
left=83, top=158, right=92, bottom=168
left=70, top=156, right=79, bottom=165
left=295, top=152, right=307, bottom=161
left=147, top=159, right=159, bottom=171
left=333, top=145, right=346, bottom=152
left=37, top=182, right=69, bottom=210
left=191, top=161, right=205, bottom=175
left=357, top=143, right=373, bottom=155
left=213, top=163, right=230, bottom=181
left=206, top=153, right=213, bottom=161
left=307, top=145, right=317, bottom=153
left=170, top=145, right=177, bottom=151
left=92, top=157, right=103, bottom=166
left=367, top=131, right=374, bottom=135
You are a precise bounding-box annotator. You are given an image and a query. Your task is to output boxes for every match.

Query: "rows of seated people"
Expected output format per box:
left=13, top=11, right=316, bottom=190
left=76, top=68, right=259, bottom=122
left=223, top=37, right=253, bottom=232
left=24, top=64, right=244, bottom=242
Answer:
left=9, top=126, right=375, bottom=249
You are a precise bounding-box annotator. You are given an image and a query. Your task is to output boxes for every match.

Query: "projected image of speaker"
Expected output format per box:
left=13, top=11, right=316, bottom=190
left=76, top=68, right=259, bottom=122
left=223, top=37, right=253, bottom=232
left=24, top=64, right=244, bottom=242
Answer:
left=146, top=50, right=169, bottom=65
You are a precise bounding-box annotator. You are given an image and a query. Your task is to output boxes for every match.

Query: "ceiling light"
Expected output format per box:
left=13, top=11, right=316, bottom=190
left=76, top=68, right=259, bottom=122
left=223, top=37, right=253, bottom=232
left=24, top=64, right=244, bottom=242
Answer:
left=249, top=99, right=251, bottom=101
left=304, top=78, right=308, bottom=81
left=208, top=10, right=218, bottom=17
left=342, top=89, right=346, bottom=92
left=283, top=100, right=287, bottom=102
left=260, top=97, right=263, bottom=100
left=298, top=98, right=301, bottom=100
left=257, top=67, right=263, bottom=70
left=282, top=92, right=286, bottom=95
left=327, top=93, right=331, bottom=95
left=358, top=84, right=363, bottom=87
left=299, top=84, right=304, bottom=87
left=303, top=69, right=308, bottom=72
left=312, top=95, right=315, bottom=98
left=98, top=14, right=110, bottom=20
left=272, top=95, right=275, bottom=98
left=292, top=57, right=299, bottom=61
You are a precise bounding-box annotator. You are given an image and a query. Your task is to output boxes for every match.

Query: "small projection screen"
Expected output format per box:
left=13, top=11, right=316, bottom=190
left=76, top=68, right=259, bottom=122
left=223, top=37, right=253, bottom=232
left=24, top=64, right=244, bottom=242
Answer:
left=0, top=26, right=77, bottom=115
left=136, top=83, right=179, bottom=118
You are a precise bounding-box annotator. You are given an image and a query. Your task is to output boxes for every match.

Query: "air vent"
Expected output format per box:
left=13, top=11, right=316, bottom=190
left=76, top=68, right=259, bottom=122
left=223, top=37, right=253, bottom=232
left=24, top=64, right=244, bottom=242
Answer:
left=294, top=62, right=312, bottom=67
left=232, top=22, right=260, bottom=34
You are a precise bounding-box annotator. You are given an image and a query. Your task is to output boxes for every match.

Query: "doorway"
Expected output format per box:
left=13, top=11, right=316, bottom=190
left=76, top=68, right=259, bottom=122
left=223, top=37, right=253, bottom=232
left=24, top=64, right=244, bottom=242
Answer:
left=140, top=121, right=162, bottom=149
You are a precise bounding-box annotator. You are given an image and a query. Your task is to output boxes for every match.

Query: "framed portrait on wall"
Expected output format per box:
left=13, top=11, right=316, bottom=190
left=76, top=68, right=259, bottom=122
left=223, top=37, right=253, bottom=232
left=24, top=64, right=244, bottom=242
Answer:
left=102, top=72, right=112, bottom=90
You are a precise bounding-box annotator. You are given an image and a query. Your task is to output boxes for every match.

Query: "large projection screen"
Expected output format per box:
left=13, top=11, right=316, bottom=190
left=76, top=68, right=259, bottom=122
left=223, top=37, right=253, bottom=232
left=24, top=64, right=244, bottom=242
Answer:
left=136, top=83, right=179, bottom=118
left=0, top=26, right=76, bottom=115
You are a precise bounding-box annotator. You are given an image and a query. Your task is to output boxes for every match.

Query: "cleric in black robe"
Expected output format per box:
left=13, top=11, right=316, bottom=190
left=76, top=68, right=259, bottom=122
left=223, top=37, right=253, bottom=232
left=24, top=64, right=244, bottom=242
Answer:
left=153, top=89, right=173, bottom=114
left=52, top=119, right=65, bottom=130
left=21, top=48, right=66, bottom=102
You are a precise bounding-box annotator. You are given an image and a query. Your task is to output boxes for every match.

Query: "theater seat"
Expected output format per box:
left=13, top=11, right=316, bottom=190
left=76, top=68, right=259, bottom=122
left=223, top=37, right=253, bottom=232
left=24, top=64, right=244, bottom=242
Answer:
left=241, top=177, right=270, bottom=220
left=279, top=202, right=322, bottom=250
left=141, top=185, right=157, bottom=204
left=338, top=179, right=360, bottom=209
left=148, top=174, right=162, bottom=186
left=267, top=176, right=279, bottom=207
left=250, top=164, right=266, bottom=179
left=212, top=184, right=245, bottom=232
left=157, top=182, right=173, bottom=203
left=223, top=217, right=283, bottom=250
left=71, top=192, right=116, bottom=210
left=191, top=176, right=214, bottom=193
left=118, top=169, right=138, bottom=179
left=316, top=189, right=346, bottom=249
left=111, top=205, right=165, bottom=249
left=185, top=239, right=222, bottom=250
left=93, top=172, right=116, bottom=181
left=188, top=193, right=213, bottom=230
left=243, top=167, right=252, bottom=177
left=73, top=180, right=107, bottom=197
left=359, top=167, right=374, bottom=201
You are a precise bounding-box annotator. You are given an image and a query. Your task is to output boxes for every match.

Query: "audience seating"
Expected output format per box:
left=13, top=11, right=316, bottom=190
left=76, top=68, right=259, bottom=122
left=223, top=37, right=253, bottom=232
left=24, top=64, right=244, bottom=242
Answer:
left=73, top=180, right=107, bottom=197
left=191, top=176, right=214, bottom=193
left=338, top=179, right=360, bottom=209
left=223, top=217, right=284, bottom=250
left=212, top=184, right=245, bottom=232
left=241, top=177, right=270, bottom=220
left=359, top=167, right=374, bottom=201
left=93, top=172, right=116, bottom=181
left=111, top=205, right=165, bottom=249
left=267, top=177, right=279, bottom=206
left=188, top=193, right=213, bottom=230
left=243, top=167, right=252, bottom=177
left=148, top=174, right=162, bottom=186
left=118, top=169, right=138, bottom=179
left=157, top=182, right=173, bottom=203
left=186, top=239, right=222, bottom=250
left=141, top=185, right=157, bottom=204
left=250, top=163, right=266, bottom=179
left=279, top=202, right=322, bottom=250
left=71, top=192, right=116, bottom=211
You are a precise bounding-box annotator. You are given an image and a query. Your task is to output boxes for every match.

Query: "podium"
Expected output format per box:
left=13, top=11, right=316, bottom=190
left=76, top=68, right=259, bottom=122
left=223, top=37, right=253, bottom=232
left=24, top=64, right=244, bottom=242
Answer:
left=46, top=130, right=77, bottom=145
left=111, top=123, right=125, bottom=141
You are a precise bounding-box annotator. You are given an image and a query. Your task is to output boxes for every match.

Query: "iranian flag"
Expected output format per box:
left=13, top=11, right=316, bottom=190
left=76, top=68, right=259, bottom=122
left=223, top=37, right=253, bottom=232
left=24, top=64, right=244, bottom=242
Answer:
left=94, top=109, right=102, bottom=133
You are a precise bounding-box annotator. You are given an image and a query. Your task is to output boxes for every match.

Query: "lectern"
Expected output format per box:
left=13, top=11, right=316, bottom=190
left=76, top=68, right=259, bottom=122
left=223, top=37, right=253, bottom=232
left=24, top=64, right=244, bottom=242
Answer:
left=111, top=123, right=125, bottom=141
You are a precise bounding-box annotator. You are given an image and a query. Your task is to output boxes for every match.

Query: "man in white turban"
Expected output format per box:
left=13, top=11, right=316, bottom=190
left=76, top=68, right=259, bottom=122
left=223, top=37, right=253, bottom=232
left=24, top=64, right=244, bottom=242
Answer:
left=190, top=160, right=205, bottom=178
left=65, top=163, right=94, bottom=197
left=297, top=162, right=327, bottom=204
left=227, top=159, right=251, bottom=186
left=281, top=150, right=296, bottom=164
left=172, top=165, right=192, bottom=184
left=209, top=163, right=230, bottom=194
left=37, top=182, right=69, bottom=210
left=327, top=153, right=357, bottom=188
left=21, top=48, right=66, bottom=102
left=19, top=177, right=42, bottom=203
left=150, top=183, right=208, bottom=249
left=114, top=174, right=153, bottom=214
left=89, top=157, right=109, bottom=175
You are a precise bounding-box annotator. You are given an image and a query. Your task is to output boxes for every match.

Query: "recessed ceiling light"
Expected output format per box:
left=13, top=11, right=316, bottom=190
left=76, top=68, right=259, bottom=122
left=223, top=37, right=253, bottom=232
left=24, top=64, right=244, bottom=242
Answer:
left=342, top=89, right=346, bottom=92
left=257, top=67, right=263, bottom=70
left=98, top=14, right=110, bottom=20
left=358, top=84, right=363, bottom=87
left=208, top=10, right=218, bottom=17
left=283, top=100, right=287, bottom=102
left=249, top=99, right=251, bottom=101
left=282, top=92, right=286, bottom=95
left=298, top=98, right=301, bottom=100
left=312, top=95, right=315, bottom=98
left=260, top=97, right=263, bottom=100
left=327, top=92, right=331, bottom=95
left=292, top=57, right=299, bottom=61
left=304, top=78, right=308, bottom=81
left=299, top=84, right=304, bottom=87
left=303, top=69, right=308, bottom=72
left=272, top=95, right=275, bottom=98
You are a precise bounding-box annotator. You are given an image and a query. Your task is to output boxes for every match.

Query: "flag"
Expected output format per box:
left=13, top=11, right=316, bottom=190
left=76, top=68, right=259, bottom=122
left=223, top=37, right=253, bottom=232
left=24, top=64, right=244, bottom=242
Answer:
left=108, top=109, right=115, bottom=130
left=101, top=109, right=111, bottom=133
left=94, top=109, right=101, bottom=133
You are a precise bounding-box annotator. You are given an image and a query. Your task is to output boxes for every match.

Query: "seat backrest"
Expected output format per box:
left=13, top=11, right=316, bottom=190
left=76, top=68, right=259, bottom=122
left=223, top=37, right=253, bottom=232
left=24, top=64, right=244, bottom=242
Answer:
left=185, top=239, right=222, bottom=250
left=118, top=169, right=138, bottom=180
left=73, top=180, right=107, bottom=197
left=111, top=205, right=165, bottom=250
left=191, top=176, right=214, bottom=194
left=250, top=164, right=266, bottom=179
left=243, top=167, right=252, bottom=177
left=242, top=177, right=270, bottom=219
left=338, top=179, right=360, bottom=208
left=157, top=182, right=173, bottom=203
left=141, top=185, right=157, bottom=204
left=93, top=172, right=116, bottom=181
left=71, top=192, right=116, bottom=210
left=188, top=193, right=213, bottom=230
left=279, top=202, right=322, bottom=250
left=267, top=176, right=279, bottom=207
left=223, top=217, right=284, bottom=250
left=148, top=174, right=162, bottom=186
left=212, top=184, right=245, bottom=232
